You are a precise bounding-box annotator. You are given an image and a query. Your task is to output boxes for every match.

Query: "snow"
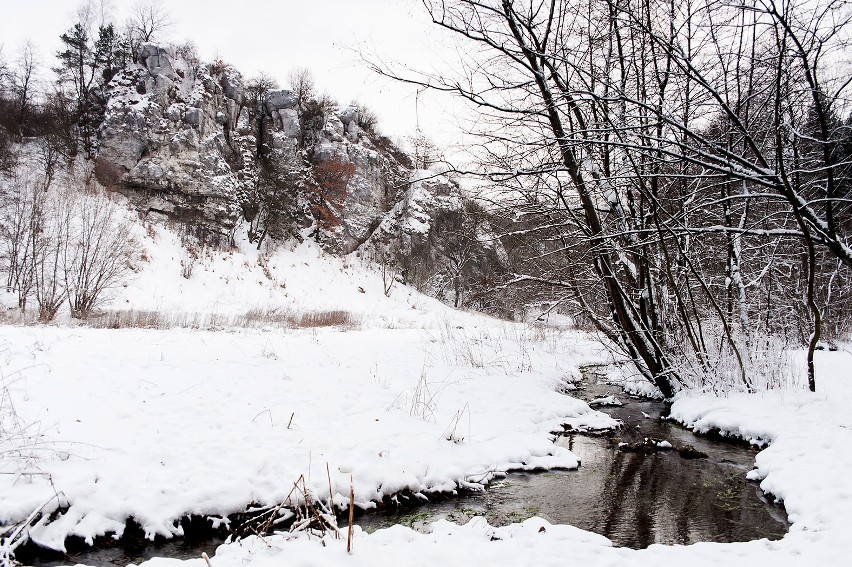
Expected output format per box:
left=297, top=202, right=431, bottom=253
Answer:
left=0, top=321, right=614, bottom=547
left=0, top=223, right=617, bottom=552
left=125, top=349, right=852, bottom=566
left=2, top=219, right=852, bottom=566
left=588, top=395, right=623, bottom=407
left=111, top=223, right=474, bottom=329
left=669, top=350, right=852, bottom=540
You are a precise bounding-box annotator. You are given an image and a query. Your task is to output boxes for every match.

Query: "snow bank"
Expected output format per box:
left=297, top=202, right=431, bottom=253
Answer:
left=121, top=349, right=852, bottom=567
left=0, top=319, right=614, bottom=550
left=668, top=347, right=852, bottom=547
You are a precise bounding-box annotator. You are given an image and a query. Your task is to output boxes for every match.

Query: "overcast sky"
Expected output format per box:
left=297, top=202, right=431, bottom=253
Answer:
left=0, top=0, right=465, bottom=149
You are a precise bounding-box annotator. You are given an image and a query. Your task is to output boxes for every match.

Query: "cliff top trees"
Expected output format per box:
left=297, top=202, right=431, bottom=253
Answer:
left=288, top=67, right=316, bottom=112
left=245, top=72, right=279, bottom=157
left=125, top=0, right=173, bottom=59
left=53, top=1, right=172, bottom=157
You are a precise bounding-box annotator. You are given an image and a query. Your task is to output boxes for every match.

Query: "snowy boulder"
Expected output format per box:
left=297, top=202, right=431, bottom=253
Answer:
left=345, top=120, right=360, bottom=143
left=323, top=115, right=346, bottom=142
left=337, top=106, right=361, bottom=142
left=165, top=103, right=183, bottom=122
left=138, top=42, right=175, bottom=61
left=139, top=43, right=178, bottom=80
left=220, top=71, right=245, bottom=104
left=184, top=107, right=204, bottom=129
left=338, top=105, right=359, bottom=125
left=265, top=89, right=298, bottom=113
left=618, top=437, right=674, bottom=454
left=588, top=396, right=623, bottom=407
left=275, top=108, right=300, bottom=138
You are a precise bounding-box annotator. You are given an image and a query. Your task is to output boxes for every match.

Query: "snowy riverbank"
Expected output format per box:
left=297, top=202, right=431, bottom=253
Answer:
left=120, top=348, right=851, bottom=567
left=0, top=321, right=615, bottom=553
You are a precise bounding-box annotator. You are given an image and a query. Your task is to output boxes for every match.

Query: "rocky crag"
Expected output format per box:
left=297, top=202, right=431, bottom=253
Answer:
left=94, top=43, right=507, bottom=307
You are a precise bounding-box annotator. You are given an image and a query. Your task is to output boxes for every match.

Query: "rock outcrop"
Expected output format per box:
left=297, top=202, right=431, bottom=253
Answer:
left=98, top=44, right=244, bottom=239
left=97, top=43, right=412, bottom=249
left=94, top=43, right=507, bottom=306
left=363, top=173, right=508, bottom=308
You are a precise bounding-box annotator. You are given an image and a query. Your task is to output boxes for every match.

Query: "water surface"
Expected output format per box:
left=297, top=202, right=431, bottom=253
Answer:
left=21, top=381, right=789, bottom=565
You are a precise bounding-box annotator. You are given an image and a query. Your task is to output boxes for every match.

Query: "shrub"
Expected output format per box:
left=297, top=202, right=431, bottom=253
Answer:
left=353, top=102, right=378, bottom=133
left=63, top=188, right=137, bottom=319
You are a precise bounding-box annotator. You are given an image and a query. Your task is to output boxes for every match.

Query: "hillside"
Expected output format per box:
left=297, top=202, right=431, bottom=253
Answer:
left=85, top=43, right=506, bottom=311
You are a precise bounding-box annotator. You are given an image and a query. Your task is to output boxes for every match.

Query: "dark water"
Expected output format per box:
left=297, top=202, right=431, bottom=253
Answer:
left=17, top=528, right=225, bottom=567
left=358, top=382, right=789, bottom=547
left=21, top=382, right=789, bottom=565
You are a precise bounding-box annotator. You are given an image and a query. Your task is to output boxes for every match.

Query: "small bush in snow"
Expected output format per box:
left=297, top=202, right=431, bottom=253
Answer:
left=63, top=188, right=137, bottom=319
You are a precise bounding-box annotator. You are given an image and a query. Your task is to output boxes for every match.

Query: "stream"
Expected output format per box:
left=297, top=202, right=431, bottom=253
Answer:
left=20, top=379, right=789, bottom=565
left=360, top=379, right=789, bottom=547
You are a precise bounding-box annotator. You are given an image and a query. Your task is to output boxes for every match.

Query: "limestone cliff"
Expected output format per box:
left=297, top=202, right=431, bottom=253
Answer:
left=96, top=43, right=412, bottom=251
left=93, top=43, right=507, bottom=306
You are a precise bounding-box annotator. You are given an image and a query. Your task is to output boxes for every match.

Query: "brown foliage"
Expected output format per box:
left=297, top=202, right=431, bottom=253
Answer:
left=310, top=157, right=356, bottom=234
left=93, top=157, right=125, bottom=189
left=313, top=158, right=355, bottom=205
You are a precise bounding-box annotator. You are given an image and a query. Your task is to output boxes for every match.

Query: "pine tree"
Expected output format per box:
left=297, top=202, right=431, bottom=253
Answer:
left=56, top=23, right=96, bottom=156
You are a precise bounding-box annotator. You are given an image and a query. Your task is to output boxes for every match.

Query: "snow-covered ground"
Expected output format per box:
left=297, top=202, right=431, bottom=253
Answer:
left=125, top=348, right=852, bottom=566
left=2, top=221, right=851, bottom=565
left=0, top=225, right=615, bottom=555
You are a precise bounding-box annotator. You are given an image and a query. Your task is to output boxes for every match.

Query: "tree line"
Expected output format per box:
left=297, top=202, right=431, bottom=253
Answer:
left=0, top=1, right=169, bottom=320
left=382, top=0, right=852, bottom=394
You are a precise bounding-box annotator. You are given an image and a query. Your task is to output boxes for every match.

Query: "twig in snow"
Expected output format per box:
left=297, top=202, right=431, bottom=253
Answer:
left=346, top=475, right=354, bottom=553
left=326, top=462, right=338, bottom=535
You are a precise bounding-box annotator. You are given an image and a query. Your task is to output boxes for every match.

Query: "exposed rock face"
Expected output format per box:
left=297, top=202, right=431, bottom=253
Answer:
left=98, top=44, right=244, bottom=238
left=97, top=43, right=411, bottom=248
left=363, top=173, right=508, bottom=308
left=94, top=43, right=507, bottom=306
left=310, top=131, right=410, bottom=253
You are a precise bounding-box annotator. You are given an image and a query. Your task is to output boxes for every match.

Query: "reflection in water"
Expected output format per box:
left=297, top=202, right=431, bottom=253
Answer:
left=360, top=388, right=789, bottom=548
left=24, top=386, right=790, bottom=565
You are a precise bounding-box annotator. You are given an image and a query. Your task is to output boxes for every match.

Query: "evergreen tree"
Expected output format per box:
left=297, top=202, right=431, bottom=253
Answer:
left=56, top=22, right=96, bottom=156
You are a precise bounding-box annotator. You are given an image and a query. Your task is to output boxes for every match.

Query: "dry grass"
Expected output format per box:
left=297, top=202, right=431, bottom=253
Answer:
left=0, top=309, right=37, bottom=326
left=85, top=307, right=358, bottom=331
left=293, top=310, right=353, bottom=328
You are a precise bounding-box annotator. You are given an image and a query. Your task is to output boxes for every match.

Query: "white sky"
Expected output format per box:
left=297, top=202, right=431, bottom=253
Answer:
left=0, top=0, right=465, bottom=149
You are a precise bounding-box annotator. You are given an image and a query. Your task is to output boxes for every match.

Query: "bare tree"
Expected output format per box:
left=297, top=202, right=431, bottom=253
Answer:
left=376, top=0, right=851, bottom=395
left=32, top=187, right=71, bottom=322
left=0, top=48, right=15, bottom=171
left=407, top=129, right=442, bottom=170
left=63, top=185, right=136, bottom=318
left=0, top=172, right=39, bottom=309
left=288, top=67, right=315, bottom=111
left=9, top=41, right=40, bottom=140
left=0, top=46, right=7, bottom=84
left=126, top=0, right=172, bottom=57
left=244, top=72, right=279, bottom=157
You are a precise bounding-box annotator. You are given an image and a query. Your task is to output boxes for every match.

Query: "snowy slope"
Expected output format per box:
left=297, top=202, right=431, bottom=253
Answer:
left=111, top=223, right=460, bottom=327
